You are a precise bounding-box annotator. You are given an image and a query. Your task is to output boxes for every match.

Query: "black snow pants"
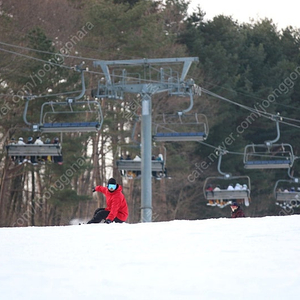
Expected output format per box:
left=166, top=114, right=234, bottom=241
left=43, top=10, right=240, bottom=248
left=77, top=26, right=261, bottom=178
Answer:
left=87, top=208, right=123, bottom=224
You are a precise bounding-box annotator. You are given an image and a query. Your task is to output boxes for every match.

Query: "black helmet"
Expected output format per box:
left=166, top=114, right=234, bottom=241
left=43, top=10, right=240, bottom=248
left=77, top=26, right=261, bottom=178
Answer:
left=108, top=178, right=116, bottom=185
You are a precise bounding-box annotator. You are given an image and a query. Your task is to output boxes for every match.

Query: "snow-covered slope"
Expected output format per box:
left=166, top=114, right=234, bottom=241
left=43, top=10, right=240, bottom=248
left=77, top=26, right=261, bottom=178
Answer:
left=1, top=216, right=300, bottom=300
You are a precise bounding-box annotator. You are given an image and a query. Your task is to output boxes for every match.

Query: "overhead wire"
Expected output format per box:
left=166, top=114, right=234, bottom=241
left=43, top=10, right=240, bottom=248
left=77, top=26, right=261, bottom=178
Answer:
left=152, top=82, right=300, bottom=157
left=0, top=40, right=150, bottom=62
left=2, top=40, right=300, bottom=124
left=3, top=42, right=300, bottom=184
left=0, top=40, right=105, bottom=62
left=2, top=41, right=300, bottom=141
left=0, top=44, right=171, bottom=82
left=1, top=41, right=300, bottom=116
left=201, top=87, right=300, bottom=130
left=0, top=47, right=73, bottom=69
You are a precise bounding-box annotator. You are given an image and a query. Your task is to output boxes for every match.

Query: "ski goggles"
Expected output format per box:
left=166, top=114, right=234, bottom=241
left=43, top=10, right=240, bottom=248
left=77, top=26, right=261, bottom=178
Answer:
left=108, top=184, right=117, bottom=190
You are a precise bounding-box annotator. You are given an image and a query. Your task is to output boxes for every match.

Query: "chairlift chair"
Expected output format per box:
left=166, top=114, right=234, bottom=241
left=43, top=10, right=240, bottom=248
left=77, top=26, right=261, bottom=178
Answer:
left=153, top=113, right=208, bottom=142
left=274, top=179, right=300, bottom=208
left=203, top=150, right=251, bottom=207
left=243, top=114, right=294, bottom=169
left=35, top=99, right=103, bottom=133
left=244, top=143, right=294, bottom=169
left=23, top=67, right=103, bottom=133
left=116, top=144, right=166, bottom=179
left=204, top=175, right=251, bottom=207
left=6, top=143, right=62, bottom=157
left=274, top=169, right=300, bottom=208
left=116, top=160, right=164, bottom=172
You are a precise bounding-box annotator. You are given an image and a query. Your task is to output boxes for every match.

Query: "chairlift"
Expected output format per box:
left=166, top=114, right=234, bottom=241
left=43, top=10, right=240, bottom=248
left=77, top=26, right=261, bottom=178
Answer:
left=23, top=67, right=103, bottom=133
left=153, top=112, right=208, bottom=142
left=244, top=143, right=294, bottom=169
left=244, top=115, right=294, bottom=169
left=203, top=150, right=251, bottom=207
left=116, top=160, right=164, bottom=172
left=35, top=99, right=103, bottom=133
left=274, top=169, right=300, bottom=208
left=153, top=85, right=208, bottom=142
left=6, top=143, right=62, bottom=157
left=116, top=144, right=167, bottom=179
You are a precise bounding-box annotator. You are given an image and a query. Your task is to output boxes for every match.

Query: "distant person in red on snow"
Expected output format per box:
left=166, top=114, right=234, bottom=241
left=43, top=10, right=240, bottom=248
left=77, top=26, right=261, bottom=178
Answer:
left=87, top=178, right=128, bottom=224
left=230, top=202, right=246, bottom=218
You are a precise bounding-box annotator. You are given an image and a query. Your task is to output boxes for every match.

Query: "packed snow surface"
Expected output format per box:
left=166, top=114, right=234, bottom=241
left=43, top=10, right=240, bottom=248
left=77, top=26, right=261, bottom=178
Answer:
left=1, top=215, right=300, bottom=300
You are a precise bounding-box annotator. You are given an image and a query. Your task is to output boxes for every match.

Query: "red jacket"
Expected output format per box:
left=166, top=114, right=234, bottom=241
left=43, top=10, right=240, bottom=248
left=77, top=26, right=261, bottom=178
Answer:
left=231, top=207, right=245, bottom=218
left=95, top=185, right=128, bottom=222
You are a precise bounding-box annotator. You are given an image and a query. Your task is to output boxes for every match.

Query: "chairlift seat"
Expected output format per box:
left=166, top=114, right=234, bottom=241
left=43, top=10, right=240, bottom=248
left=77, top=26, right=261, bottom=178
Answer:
left=244, top=160, right=292, bottom=169
left=203, top=174, right=251, bottom=206
left=206, top=190, right=250, bottom=200
left=6, top=144, right=62, bottom=156
left=116, top=160, right=164, bottom=171
left=276, top=192, right=300, bottom=201
left=154, top=131, right=206, bottom=142
left=153, top=112, right=209, bottom=142
left=244, top=142, right=294, bottom=169
left=40, top=122, right=101, bottom=133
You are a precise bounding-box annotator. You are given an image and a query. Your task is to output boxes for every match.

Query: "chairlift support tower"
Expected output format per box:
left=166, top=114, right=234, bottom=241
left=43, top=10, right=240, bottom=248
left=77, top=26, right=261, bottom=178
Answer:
left=93, top=57, right=199, bottom=222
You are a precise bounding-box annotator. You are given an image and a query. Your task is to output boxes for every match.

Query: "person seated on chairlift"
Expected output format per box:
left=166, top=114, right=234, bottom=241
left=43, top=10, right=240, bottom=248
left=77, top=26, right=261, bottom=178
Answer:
left=156, top=154, right=163, bottom=161
left=17, top=137, right=26, bottom=164
left=230, top=202, right=245, bottom=218
left=130, top=155, right=141, bottom=177
left=234, top=183, right=242, bottom=190
left=213, top=185, right=222, bottom=206
left=34, top=137, right=45, bottom=164
left=34, top=136, right=43, bottom=145
left=27, top=137, right=37, bottom=165
left=206, top=184, right=213, bottom=192
left=8, top=137, right=17, bottom=162
left=52, top=137, right=63, bottom=165
left=119, top=155, right=126, bottom=176
left=213, top=185, right=221, bottom=191
left=227, top=184, right=234, bottom=191
left=152, top=155, right=158, bottom=178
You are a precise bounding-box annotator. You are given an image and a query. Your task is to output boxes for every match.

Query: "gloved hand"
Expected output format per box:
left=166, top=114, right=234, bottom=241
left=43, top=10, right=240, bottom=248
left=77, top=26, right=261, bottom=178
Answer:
left=92, top=187, right=96, bottom=193
left=105, top=219, right=112, bottom=224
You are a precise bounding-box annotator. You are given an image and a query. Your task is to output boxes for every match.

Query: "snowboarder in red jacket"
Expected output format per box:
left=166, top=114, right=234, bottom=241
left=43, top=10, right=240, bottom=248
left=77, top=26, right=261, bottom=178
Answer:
left=230, top=202, right=245, bottom=218
left=87, top=178, right=128, bottom=224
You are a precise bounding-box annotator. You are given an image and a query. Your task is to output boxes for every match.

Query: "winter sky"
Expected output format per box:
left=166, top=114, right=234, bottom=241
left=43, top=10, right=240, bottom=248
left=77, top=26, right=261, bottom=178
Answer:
left=188, top=0, right=300, bottom=30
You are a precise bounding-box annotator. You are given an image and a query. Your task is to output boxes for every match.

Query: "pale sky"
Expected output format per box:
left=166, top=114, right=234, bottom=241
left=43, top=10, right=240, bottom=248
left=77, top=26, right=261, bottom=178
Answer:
left=189, top=0, right=300, bottom=30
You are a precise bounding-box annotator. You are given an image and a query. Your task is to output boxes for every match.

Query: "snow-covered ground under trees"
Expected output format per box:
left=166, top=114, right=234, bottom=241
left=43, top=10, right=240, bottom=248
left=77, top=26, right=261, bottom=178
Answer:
left=1, top=215, right=300, bottom=300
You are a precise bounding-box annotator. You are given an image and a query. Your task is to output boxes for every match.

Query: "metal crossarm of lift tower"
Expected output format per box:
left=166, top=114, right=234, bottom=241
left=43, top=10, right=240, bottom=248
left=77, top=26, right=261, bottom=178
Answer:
left=93, top=57, right=199, bottom=99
